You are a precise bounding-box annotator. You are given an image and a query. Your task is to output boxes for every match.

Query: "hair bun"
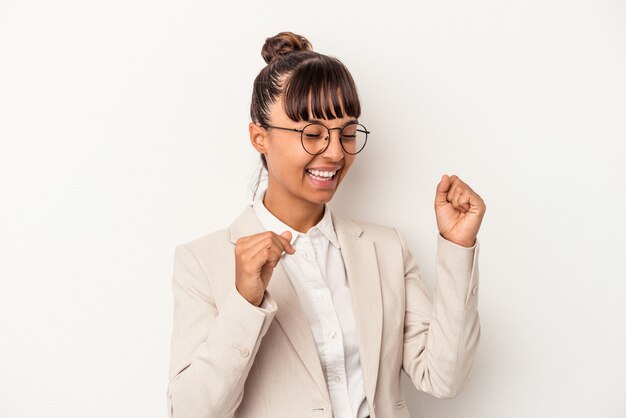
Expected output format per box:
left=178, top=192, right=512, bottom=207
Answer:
left=261, top=31, right=313, bottom=64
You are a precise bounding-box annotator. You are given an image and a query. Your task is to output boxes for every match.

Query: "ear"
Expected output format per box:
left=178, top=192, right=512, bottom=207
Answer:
left=249, top=122, right=268, bottom=155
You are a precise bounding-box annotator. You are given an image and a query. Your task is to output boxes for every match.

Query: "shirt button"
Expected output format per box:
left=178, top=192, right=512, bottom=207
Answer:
left=330, top=331, right=337, bottom=339
left=333, top=376, right=342, bottom=383
left=239, top=348, right=250, bottom=357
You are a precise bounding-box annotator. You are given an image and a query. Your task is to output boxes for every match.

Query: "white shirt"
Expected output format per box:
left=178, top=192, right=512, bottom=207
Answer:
left=253, top=189, right=370, bottom=418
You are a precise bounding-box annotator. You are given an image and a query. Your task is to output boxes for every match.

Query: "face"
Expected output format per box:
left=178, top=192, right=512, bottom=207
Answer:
left=250, top=95, right=357, bottom=208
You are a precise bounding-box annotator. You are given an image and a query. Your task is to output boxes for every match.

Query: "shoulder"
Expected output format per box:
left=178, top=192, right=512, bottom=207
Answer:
left=169, top=227, right=231, bottom=279
left=172, top=204, right=263, bottom=276
left=332, top=212, right=404, bottom=246
left=175, top=204, right=254, bottom=258
left=333, top=213, right=408, bottom=280
left=182, top=226, right=231, bottom=251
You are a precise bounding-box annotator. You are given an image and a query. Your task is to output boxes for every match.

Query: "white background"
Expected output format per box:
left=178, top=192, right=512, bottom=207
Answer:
left=1, top=0, right=625, bottom=417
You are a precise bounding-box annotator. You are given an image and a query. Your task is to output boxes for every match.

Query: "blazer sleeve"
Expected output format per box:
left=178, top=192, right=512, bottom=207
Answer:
left=167, top=243, right=277, bottom=418
left=394, top=228, right=481, bottom=398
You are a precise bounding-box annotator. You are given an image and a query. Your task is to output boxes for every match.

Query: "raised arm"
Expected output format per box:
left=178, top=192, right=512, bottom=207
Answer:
left=400, top=173, right=485, bottom=397
left=398, top=228, right=481, bottom=398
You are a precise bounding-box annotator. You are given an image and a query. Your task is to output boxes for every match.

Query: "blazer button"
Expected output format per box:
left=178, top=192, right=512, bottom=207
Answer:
left=239, top=348, right=250, bottom=357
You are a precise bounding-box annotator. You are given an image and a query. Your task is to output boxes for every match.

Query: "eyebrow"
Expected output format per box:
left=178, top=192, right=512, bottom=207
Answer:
left=307, top=118, right=359, bottom=125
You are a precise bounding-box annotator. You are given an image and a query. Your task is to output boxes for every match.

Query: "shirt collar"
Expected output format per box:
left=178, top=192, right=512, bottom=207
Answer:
left=252, top=189, right=340, bottom=249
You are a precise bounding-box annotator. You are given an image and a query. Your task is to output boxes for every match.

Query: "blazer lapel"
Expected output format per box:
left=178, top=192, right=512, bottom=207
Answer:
left=229, top=205, right=329, bottom=399
left=332, top=212, right=383, bottom=406
left=228, top=205, right=384, bottom=405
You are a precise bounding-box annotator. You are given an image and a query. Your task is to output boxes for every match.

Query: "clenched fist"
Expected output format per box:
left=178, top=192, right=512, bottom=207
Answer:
left=235, top=231, right=296, bottom=306
left=435, top=174, right=486, bottom=248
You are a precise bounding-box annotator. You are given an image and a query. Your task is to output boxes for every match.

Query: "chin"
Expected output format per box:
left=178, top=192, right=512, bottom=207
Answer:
left=304, top=190, right=336, bottom=205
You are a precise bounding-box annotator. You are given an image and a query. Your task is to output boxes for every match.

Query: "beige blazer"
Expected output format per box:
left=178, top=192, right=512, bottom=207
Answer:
left=167, top=204, right=481, bottom=418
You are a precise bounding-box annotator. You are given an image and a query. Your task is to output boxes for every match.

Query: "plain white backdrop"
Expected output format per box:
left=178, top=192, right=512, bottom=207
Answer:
left=1, top=0, right=625, bottom=417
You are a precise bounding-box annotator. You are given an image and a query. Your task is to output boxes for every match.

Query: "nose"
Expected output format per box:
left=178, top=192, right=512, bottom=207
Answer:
left=320, top=128, right=345, bottom=160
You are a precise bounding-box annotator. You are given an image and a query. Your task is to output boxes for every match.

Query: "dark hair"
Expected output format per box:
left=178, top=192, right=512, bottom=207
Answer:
left=249, top=31, right=362, bottom=199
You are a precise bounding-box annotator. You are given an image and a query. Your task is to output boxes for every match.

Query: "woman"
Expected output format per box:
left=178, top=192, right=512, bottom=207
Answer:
left=167, top=31, right=486, bottom=418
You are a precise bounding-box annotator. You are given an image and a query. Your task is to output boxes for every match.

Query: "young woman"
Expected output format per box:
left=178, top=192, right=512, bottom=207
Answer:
left=167, top=32, right=486, bottom=418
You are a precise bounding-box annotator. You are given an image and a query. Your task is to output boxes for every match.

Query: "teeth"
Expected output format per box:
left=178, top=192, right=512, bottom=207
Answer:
left=306, top=169, right=337, bottom=181
left=306, top=169, right=337, bottom=178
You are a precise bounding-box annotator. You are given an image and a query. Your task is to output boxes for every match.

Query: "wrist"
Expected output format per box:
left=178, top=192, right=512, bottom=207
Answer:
left=236, top=283, right=263, bottom=306
left=440, top=233, right=476, bottom=248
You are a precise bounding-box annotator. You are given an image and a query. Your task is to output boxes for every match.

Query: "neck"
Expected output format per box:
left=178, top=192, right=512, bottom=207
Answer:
left=262, top=185, right=325, bottom=233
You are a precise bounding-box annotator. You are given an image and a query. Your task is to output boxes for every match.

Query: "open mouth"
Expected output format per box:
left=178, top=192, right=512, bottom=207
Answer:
left=305, top=169, right=338, bottom=181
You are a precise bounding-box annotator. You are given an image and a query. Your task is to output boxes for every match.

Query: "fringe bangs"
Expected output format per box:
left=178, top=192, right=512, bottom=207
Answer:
left=282, top=57, right=361, bottom=122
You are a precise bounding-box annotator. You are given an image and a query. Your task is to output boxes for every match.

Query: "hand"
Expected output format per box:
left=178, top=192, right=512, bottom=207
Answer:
left=234, top=231, right=296, bottom=306
left=434, top=174, right=486, bottom=247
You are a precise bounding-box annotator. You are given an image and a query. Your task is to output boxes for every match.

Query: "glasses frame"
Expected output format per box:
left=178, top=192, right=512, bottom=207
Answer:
left=259, top=121, right=370, bottom=155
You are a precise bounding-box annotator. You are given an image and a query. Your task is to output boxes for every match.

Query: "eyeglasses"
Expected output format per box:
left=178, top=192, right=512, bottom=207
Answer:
left=260, top=121, right=369, bottom=155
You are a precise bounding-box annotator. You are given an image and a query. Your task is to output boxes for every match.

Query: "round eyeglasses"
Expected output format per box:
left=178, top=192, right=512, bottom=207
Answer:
left=260, top=121, right=369, bottom=155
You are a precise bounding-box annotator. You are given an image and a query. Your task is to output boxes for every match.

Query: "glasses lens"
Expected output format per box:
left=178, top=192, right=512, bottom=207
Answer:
left=301, top=123, right=328, bottom=154
left=340, top=123, right=368, bottom=154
